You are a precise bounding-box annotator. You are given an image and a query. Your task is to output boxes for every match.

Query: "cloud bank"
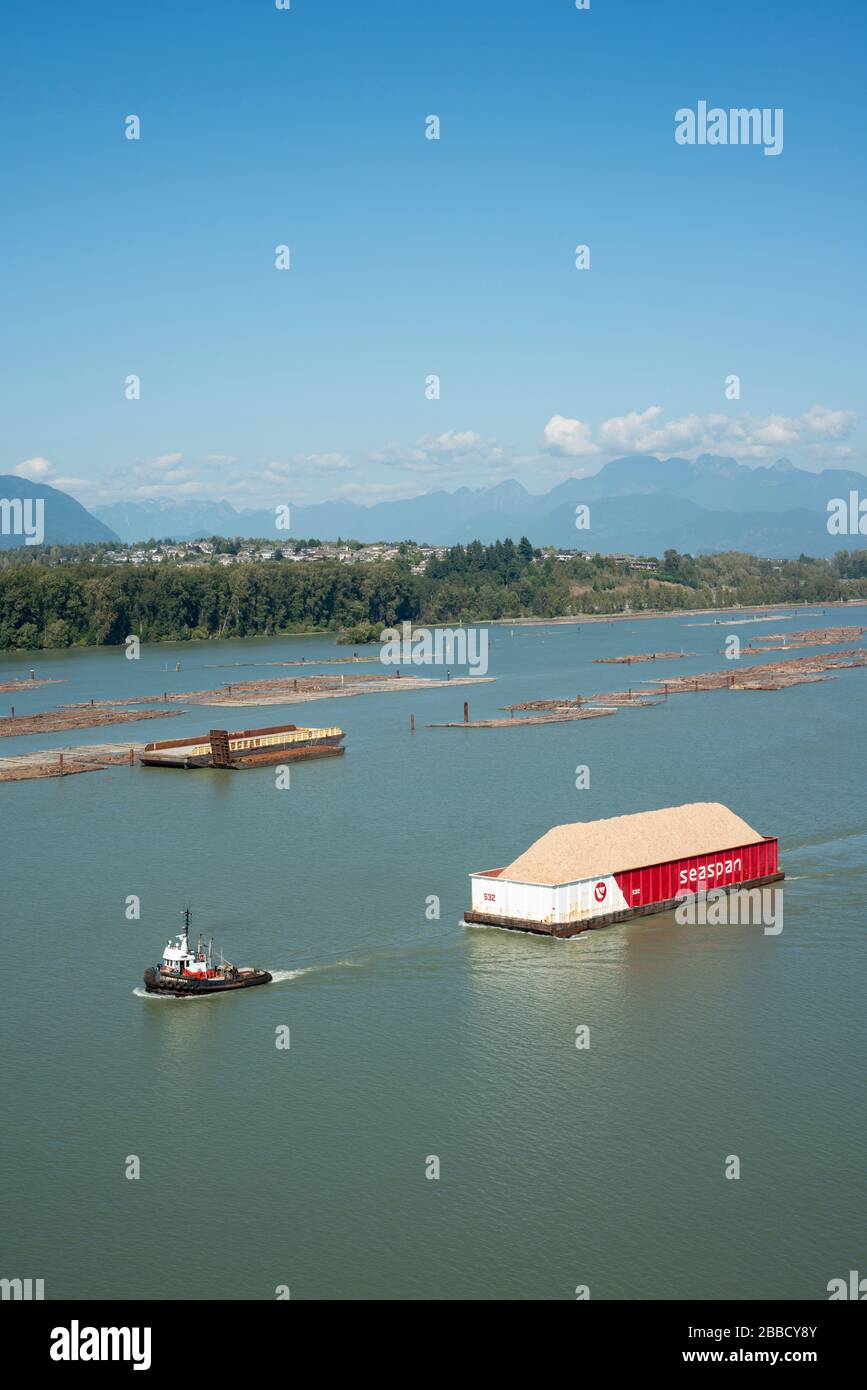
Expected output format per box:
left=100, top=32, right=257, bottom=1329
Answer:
left=544, top=404, right=858, bottom=462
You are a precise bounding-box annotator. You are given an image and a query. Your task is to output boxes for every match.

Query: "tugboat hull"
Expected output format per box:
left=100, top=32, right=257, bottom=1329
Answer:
left=143, top=966, right=272, bottom=997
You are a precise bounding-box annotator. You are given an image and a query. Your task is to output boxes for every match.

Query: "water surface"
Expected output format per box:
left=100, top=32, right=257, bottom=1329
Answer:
left=1, top=610, right=864, bottom=1299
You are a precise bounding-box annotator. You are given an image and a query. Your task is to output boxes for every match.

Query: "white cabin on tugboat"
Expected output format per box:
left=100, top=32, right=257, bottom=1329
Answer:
left=158, top=910, right=217, bottom=980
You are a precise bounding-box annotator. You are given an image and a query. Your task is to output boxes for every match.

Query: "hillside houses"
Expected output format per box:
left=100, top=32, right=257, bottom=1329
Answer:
left=92, top=538, right=450, bottom=569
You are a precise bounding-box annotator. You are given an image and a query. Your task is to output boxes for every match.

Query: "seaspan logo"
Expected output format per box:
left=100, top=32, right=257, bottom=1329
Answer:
left=679, top=857, right=742, bottom=886
left=593, top=881, right=607, bottom=903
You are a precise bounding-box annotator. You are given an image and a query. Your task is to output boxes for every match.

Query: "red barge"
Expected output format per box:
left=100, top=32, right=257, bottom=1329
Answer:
left=465, top=802, right=782, bottom=937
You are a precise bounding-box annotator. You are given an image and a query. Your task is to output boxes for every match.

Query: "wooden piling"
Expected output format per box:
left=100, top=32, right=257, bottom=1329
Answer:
left=410, top=713, right=415, bottom=734
left=59, top=752, right=64, bottom=776
left=463, top=701, right=469, bottom=723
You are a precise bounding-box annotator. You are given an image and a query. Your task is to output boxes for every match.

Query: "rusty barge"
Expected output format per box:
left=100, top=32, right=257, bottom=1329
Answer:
left=140, top=722, right=345, bottom=769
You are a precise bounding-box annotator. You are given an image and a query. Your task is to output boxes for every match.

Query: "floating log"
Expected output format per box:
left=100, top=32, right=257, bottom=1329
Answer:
left=503, top=692, right=659, bottom=712
left=0, top=743, right=145, bottom=782
left=0, top=677, right=66, bottom=693
left=443, top=646, right=867, bottom=732
left=645, top=648, right=867, bottom=693
left=593, top=651, right=695, bottom=664
left=430, top=708, right=617, bottom=729
left=0, top=706, right=184, bottom=738
left=747, top=625, right=865, bottom=652
left=147, top=673, right=494, bottom=708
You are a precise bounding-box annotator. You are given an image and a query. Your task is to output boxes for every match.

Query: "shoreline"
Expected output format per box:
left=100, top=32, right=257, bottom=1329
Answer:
left=0, top=599, right=865, bottom=661
left=485, top=598, right=867, bottom=628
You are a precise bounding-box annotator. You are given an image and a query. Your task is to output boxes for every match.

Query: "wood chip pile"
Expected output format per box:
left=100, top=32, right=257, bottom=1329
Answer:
left=498, top=802, right=766, bottom=884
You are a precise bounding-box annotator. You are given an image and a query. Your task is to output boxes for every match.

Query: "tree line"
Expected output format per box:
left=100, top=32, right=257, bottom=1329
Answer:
left=0, top=541, right=865, bottom=651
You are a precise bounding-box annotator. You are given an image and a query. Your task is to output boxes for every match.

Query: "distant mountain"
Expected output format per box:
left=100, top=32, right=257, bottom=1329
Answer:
left=92, top=497, right=239, bottom=543
left=0, top=475, right=118, bottom=547
left=93, top=479, right=534, bottom=545
left=89, top=453, right=866, bottom=557
left=560, top=453, right=864, bottom=514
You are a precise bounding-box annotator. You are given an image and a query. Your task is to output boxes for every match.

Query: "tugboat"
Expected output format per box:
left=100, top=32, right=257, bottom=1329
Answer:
left=143, top=910, right=272, bottom=997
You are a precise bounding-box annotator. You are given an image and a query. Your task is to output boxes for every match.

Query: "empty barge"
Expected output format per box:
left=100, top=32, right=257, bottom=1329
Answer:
left=140, top=722, right=345, bottom=769
left=465, top=802, right=782, bottom=937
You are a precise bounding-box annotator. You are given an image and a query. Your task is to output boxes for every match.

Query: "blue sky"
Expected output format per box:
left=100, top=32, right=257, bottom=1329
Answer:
left=2, top=0, right=865, bottom=508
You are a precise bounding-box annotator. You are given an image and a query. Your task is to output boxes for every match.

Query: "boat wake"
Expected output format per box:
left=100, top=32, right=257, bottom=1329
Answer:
left=133, top=958, right=363, bottom=998
left=131, top=986, right=205, bottom=1000
left=270, top=958, right=364, bottom=983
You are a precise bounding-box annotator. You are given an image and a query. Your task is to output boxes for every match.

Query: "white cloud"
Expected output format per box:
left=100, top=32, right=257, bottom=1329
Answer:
left=264, top=453, right=353, bottom=482
left=14, top=456, right=55, bottom=481
left=542, top=416, right=599, bottom=457
left=97, top=454, right=196, bottom=497
left=19, top=401, right=862, bottom=514
left=544, top=405, right=859, bottom=462
left=800, top=404, right=857, bottom=438
left=370, top=431, right=506, bottom=475
left=749, top=416, right=801, bottom=447
left=11, top=458, right=92, bottom=499
left=429, top=430, right=484, bottom=451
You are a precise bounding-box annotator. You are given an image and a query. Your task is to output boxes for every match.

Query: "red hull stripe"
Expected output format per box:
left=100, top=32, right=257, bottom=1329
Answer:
left=613, top=838, right=778, bottom=907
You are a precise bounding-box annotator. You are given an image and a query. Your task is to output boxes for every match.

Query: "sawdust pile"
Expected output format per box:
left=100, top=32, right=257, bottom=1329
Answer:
left=498, top=802, right=765, bottom=884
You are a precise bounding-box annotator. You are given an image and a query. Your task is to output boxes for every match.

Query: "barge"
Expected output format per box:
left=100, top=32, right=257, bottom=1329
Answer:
left=465, top=802, right=783, bottom=937
left=140, top=722, right=344, bottom=769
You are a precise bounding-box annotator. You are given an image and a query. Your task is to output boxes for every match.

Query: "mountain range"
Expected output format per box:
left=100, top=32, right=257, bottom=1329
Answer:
left=90, top=454, right=864, bottom=558
left=2, top=455, right=862, bottom=557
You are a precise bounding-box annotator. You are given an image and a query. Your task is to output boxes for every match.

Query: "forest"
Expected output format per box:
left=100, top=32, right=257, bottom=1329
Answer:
left=0, top=539, right=865, bottom=650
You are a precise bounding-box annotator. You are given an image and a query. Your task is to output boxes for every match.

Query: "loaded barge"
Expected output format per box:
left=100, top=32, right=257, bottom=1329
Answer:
left=465, top=802, right=782, bottom=937
left=140, top=722, right=344, bottom=769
